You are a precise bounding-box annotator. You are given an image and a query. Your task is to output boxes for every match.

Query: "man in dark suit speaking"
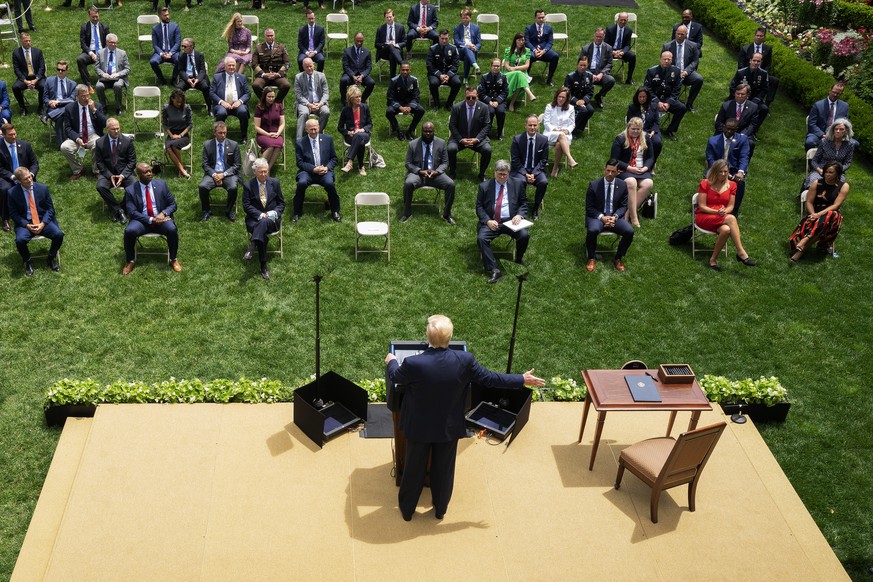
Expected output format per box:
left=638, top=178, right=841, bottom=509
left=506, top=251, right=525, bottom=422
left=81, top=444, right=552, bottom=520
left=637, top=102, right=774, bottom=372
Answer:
left=476, top=159, right=529, bottom=284
left=385, top=314, right=544, bottom=522
left=585, top=159, right=634, bottom=272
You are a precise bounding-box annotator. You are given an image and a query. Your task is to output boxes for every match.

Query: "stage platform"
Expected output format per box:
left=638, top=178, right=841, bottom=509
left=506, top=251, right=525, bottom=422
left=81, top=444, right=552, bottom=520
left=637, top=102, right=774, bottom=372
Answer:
left=13, top=403, right=847, bottom=581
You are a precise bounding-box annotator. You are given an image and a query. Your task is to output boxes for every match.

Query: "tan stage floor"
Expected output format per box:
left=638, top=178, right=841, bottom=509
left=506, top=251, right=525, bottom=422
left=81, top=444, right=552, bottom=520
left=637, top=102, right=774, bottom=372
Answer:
left=13, top=403, right=847, bottom=581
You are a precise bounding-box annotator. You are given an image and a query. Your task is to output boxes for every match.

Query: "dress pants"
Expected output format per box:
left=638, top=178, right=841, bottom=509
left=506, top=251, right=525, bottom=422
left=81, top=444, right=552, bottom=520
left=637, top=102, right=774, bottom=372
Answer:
left=198, top=175, right=239, bottom=213
left=339, top=75, right=375, bottom=105
left=403, top=173, right=455, bottom=217
left=252, top=76, right=291, bottom=103
left=485, top=103, right=506, bottom=137
left=530, top=49, right=559, bottom=82
left=213, top=104, right=249, bottom=141
left=399, top=439, right=458, bottom=518
left=96, top=174, right=136, bottom=214
left=294, top=171, right=339, bottom=215
left=343, top=131, right=370, bottom=166
left=681, top=72, right=704, bottom=108
left=174, top=76, right=212, bottom=109
left=385, top=103, right=425, bottom=136
left=124, top=219, right=179, bottom=262
left=95, top=79, right=127, bottom=111
left=12, top=79, right=45, bottom=112
left=60, top=133, right=99, bottom=173
left=15, top=222, right=64, bottom=262
left=593, top=73, right=615, bottom=99
left=448, top=139, right=491, bottom=179
left=573, top=102, right=595, bottom=135
left=427, top=74, right=462, bottom=109
left=76, top=52, right=97, bottom=86
left=478, top=223, right=529, bottom=271
left=662, top=98, right=687, bottom=134
left=378, top=46, right=403, bottom=78
left=585, top=217, right=634, bottom=259
left=246, top=216, right=280, bottom=263
left=512, top=172, right=548, bottom=213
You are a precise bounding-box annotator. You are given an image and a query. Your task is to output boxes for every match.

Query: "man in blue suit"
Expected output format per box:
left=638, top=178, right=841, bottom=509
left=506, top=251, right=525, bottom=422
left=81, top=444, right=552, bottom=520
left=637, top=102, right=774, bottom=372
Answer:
left=386, top=314, right=544, bottom=521
left=453, top=7, right=481, bottom=81
left=805, top=83, right=849, bottom=149
left=294, top=118, right=340, bottom=222
left=0, top=123, right=39, bottom=232
left=122, top=162, right=182, bottom=275
left=525, top=9, right=559, bottom=87
left=242, top=158, right=284, bottom=280
left=0, top=80, right=11, bottom=126
left=706, top=118, right=751, bottom=216
left=210, top=58, right=251, bottom=142
left=605, top=12, right=636, bottom=85
left=297, top=10, right=326, bottom=72
left=8, top=168, right=63, bottom=276
left=42, top=60, right=76, bottom=143
left=406, top=0, right=439, bottom=50
left=150, top=7, right=181, bottom=86
left=585, top=159, right=634, bottom=272
left=510, top=115, right=549, bottom=219
left=662, top=25, right=703, bottom=112
left=476, top=159, right=529, bottom=284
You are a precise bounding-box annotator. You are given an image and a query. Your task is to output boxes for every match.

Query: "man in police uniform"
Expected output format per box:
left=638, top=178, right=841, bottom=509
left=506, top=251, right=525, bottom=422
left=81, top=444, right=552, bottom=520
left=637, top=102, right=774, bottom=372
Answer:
left=386, top=61, right=425, bottom=141
left=476, top=58, right=508, bottom=141
left=426, top=29, right=461, bottom=111
left=643, top=51, right=686, bottom=140
left=252, top=28, right=291, bottom=104
left=729, top=54, right=769, bottom=138
left=563, top=56, right=595, bottom=138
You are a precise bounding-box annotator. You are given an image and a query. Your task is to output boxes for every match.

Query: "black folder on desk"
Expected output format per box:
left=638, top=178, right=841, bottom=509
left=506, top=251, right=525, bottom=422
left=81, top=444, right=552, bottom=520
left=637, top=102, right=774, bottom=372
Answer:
left=625, top=375, right=662, bottom=402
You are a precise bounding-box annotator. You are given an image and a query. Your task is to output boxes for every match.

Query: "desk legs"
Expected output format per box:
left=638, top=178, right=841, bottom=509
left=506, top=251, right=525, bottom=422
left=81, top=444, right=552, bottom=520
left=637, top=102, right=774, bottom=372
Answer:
left=665, top=411, right=702, bottom=437
left=666, top=411, right=677, bottom=436
left=577, top=394, right=592, bottom=443
left=588, top=411, right=607, bottom=470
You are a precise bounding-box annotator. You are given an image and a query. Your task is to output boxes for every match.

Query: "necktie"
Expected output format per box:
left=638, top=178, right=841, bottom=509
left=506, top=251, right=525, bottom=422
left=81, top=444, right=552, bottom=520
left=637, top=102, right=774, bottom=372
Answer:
left=81, top=106, right=88, bottom=141
left=259, top=182, right=267, bottom=206
left=107, top=51, right=114, bottom=75
left=420, top=5, right=426, bottom=28
left=10, top=143, right=18, bottom=170
left=111, top=139, right=117, bottom=166
left=93, top=25, right=100, bottom=52
left=163, top=24, right=169, bottom=52
left=388, top=25, right=393, bottom=43
left=27, top=188, right=39, bottom=225
left=755, top=44, right=760, bottom=55
left=424, top=142, right=432, bottom=170
left=225, top=75, right=235, bottom=102
left=723, top=138, right=730, bottom=160
left=593, top=46, right=600, bottom=71
left=188, top=54, right=195, bottom=77
left=616, top=28, right=623, bottom=49
left=309, top=75, right=315, bottom=101
left=828, top=101, right=835, bottom=126
left=357, top=47, right=361, bottom=65
left=467, top=106, right=474, bottom=135
left=464, top=26, right=470, bottom=44
left=25, top=50, right=33, bottom=76
left=268, top=44, right=273, bottom=52
left=677, top=44, right=684, bottom=69
left=537, top=25, right=542, bottom=40
left=605, top=181, right=613, bottom=215
left=217, top=141, right=224, bottom=171
left=526, top=137, right=534, bottom=171
left=59, top=79, right=66, bottom=100
left=309, top=26, right=314, bottom=51
left=311, top=138, right=320, bottom=166
left=493, top=182, right=504, bottom=221
left=144, top=184, right=156, bottom=218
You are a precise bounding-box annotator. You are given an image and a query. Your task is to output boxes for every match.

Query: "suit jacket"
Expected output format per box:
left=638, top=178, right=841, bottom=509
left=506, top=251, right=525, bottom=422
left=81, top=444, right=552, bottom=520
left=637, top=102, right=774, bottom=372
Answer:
left=406, top=136, right=448, bottom=175
left=387, top=73, right=420, bottom=107
left=449, top=99, right=490, bottom=142
left=0, top=82, right=9, bottom=112
left=80, top=20, right=110, bottom=54
left=580, top=41, right=614, bottom=75
left=644, top=65, right=683, bottom=101
left=173, top=50, right=208, bottom=84
left=673, top=21, right=703, bottom=49
left=477, top=72, right=508, bottom=105
left=297, top=24, right=325, bottom=56
left=627, top=100, right=661, bottom=133
left=63, top=100, right=107, bottom=141
left=808, top=98, right=849, bottom=138
left=341, top=45, right=373, bottom=78
left=375, top=22, right=406, bottom=51
left=662, top=40, right=700, bottom=74
left=387, top=348, right=523, bottom=442
left=564, top=70, right=595, bottom=105
left=294, top=71, right=329, bottom=107
left=706, top=133, right=751, bottom=173
left=730, top=67, right=768, bottom=100
left=295, top=133, right=337, bottom=173
left=610, top=134, right=654, bottom=172
left=12, top=46, right=46, bottom=81
left=476, top=178, right=527, bottom=225
left=426, top=42, right=459, bottom=76
left=453, top=23, right=481, bottom=51
left=201, top=138, right=241, bottom=176
left=43, top=75, right=77, bottom=112
left=124, top=179, right=176, bottom=224
left=0, top=139, right=39, bottom=184
left=604, top=23, right=634, bottom=52
left=510, top=132, right=549, bottom=175
left=738, top=42, right=773, bottom=71
left=586, top=177, right=628, bottom=220
left=210, top=72, right=251, bottom=106
left=524, top=22, right=553, bottom=52
left=337, top=104, right=372, bottom=137
left=242, top=176, right=285, bottom=224
left=406, top=3, right=438, bottom=33
left=253, top=43, right=290, bottom=76
left=714, top=99, right=758, bottom=135
left=96, top=48, right=130, bottom=82
left=9, top=182, right=56, bottom=228
left=94, top=134, right=136, bottom=178
left=152, top=21, right=181, bottom=56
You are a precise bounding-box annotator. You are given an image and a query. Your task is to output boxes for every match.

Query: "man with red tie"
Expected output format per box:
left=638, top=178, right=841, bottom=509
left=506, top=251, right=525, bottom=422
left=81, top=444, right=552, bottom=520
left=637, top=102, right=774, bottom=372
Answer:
left=122, top=162, right=182, bottom=275
left=8, top=167, right=63, bottom=276
left=60, top=84, right=106, bottom=180
left=406, top=0, right=439, bottom=51
left=475, top=159, right=529, bottom=284
left=94, top=118, right=136, bottom=224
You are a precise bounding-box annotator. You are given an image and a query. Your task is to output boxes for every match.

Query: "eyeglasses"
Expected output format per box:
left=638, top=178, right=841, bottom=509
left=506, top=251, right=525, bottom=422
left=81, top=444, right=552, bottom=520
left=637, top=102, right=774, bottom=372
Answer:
left=57, top=68, right=67, bottom=72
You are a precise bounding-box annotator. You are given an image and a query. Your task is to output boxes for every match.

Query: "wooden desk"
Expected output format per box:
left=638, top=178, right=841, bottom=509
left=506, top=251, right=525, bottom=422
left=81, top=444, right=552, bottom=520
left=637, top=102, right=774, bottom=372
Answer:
left=577, top=369, right=712, bottom=470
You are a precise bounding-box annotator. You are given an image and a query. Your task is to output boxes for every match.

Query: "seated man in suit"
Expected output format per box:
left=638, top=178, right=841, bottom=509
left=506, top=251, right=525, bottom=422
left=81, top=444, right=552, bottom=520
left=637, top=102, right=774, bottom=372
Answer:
left=94, top=118, right=136, bottom=224
left=294, top=57, right=330, bottom=139
left=174, top=39, right=211, bottom=111
left=0, top=81, right=9, bottom=126
left=644, top=51, right=686, bottom=140
left=426, top=30, right=462, bottom=111
left=585, top=159, right=634, bottom=272
left=340, top=32, right=375, bottom=106
left=525, top=9, right=559, bottom=87
left=510, top=115, right=549, bottom=220
left=199, top=121, right=241, bottom=222
left=242, top=157, right=284, bottom=280
left=605, top=12, right=636, bottom=85
left=42, top=60, right=77, bottom=142
left=77, top=8, right=109, bottom=88
left=730, top=54, right=769, bottom=138
left=805, top=82, right=849, bottom=150
left=453, top=8, right=481, bottom=81
left=61, top=84, right=106, bottom=180
left=476, top=159, right=529, bottom=284
left=375, top=8, right=405, bottom=80
left=252, top=29, right=291, bottom=104
left=294, top=118, right=340, bottom=223
left=706, top=118, right=750, bottom=216
left=739, top=27, right=779, bottom=104
left=407, top=0, right=440, bottom=50
left=122, top=162, right=182, bottom=275
left=716, top=83, right=759, bottom=140
left=151, top=7, right=181, bottom=86
left=673, top=9, right=703, bottom=56
left=580, top=27, right=615, bottom=109
left=663, top=25, right=703, bottom=112
left=386, top=61, right=425, bottom=141
left=12, top=33, right=46, bottom=117
left=8, top=167, right=63, bottom=276
left=297, top=10, right=326, bottom=72
left=95, top=34, right=130, bottom=115
left=0, top=123, right=38, bottom=232
left=401, top=121, right=455, bottom=224
left=477, top=58, right=508, bottom=141
left=210, top=57, right=251, bottom=142
left=447, top=86, right=491, bottom=181
left=564, top=56, right=595, bottom=137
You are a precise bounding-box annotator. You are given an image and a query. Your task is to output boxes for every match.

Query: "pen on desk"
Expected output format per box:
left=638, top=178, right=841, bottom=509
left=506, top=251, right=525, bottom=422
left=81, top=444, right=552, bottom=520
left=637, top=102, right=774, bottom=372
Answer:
left=646, top=372, right=659, bottom=382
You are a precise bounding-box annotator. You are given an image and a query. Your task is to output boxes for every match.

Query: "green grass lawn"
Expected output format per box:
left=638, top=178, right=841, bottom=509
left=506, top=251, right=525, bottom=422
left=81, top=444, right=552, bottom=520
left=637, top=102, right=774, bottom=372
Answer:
left=1, top=0, right=871, bottom=578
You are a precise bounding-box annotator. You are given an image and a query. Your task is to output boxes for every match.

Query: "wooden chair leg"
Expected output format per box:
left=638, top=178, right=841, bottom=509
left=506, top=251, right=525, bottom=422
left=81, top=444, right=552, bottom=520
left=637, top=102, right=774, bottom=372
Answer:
left=688, top=478, right=699, bottom=512
left=614, top=461, right=625, bottom=489
left=650, top=489, right=662, bottom=524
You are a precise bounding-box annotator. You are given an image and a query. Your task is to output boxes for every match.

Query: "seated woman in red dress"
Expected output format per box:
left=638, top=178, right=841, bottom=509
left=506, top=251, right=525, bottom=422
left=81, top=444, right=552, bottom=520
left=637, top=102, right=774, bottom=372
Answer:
left=695, top=159, right=756, bottom=271
left=789, top=161, right=849, bottom=262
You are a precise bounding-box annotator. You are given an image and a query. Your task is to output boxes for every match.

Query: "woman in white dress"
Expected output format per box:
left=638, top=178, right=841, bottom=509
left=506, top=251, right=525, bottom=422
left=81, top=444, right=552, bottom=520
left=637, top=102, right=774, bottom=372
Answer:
left=542, top=87, right=577, bottom=176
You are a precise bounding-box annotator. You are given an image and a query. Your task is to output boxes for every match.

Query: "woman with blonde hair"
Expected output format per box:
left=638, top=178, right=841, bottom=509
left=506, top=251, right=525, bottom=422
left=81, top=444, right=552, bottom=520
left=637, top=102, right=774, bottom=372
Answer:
left=542, top=86, right=577, bottom=176
left=695, top=159, right=756, bottom=271
left=216, top=13, right=252, bottom=74
left=337, top=85, right=372, bottom=176
left=610, top=117, right=654, bottom=227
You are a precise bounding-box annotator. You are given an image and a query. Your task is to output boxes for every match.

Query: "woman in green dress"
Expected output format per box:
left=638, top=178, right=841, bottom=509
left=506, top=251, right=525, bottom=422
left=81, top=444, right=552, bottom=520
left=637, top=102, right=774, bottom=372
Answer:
left=502, top=33, right=537, bottom=111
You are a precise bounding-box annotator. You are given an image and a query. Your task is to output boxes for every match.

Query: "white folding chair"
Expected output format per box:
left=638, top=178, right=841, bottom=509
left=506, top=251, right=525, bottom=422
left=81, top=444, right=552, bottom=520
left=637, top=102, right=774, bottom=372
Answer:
left=135, top=232, right=170, bottom=263
left=136, top=14, right=160, bottom=59
left=133, top=86, right=162, bottom=137
left=545, top=13, right=569, bottom=57
left=325, top=13, right=349, bottom=55
left=354, top=192, right=390, bottom=261
left=28, top=235, right=60, bottom=265
left=258, top=124, right=287, bottom=170
left=691, top=192, right=728, bottom=259
left=805, top=148, right=817, bottom=174
left=477, top=14, right=500, bottom=58
left=411, top=185, right=442, bottom=215
left=242, top=15, right=260, bottom=48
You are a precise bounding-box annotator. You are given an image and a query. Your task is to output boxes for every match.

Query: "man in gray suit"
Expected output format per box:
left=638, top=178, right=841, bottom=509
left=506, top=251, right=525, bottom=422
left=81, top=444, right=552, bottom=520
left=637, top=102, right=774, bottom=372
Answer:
left=198, top=121, right=241, bottom=222
left=95, top=34, right=130, bottom=115
left=401, top=121, right=455, bottom=224
left=294, top=57, right=330, bottom=139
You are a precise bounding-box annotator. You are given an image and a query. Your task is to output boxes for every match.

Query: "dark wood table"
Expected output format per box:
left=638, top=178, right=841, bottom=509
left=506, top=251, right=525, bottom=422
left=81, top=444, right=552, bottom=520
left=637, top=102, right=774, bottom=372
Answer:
left=577, top=369, right=712, bottom=470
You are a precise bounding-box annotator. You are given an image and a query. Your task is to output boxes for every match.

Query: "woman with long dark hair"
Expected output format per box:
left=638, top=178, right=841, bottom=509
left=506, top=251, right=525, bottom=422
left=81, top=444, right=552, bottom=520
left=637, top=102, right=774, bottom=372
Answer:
left=790, top=161, right=848, bottom=262
left=254, top=87, right=285, bottom=171
left=543, top=86, right=576, bottom=176
left=626, top=86, right=662, bottom=168
left=162, top=88, right=193, bottom=179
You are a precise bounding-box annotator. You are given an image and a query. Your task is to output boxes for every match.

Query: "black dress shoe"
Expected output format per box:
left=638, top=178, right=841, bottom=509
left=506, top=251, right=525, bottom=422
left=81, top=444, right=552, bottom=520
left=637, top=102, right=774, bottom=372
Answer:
left=118, top=209, right=128, bottom=224
left=532, top=210, right=539, bottom=220
left=47, top=255, right=60, bottom=272
left=399, top=214, right=410, bottom=223
left=260, top=266, right=270, bottom=280
left=477, top=174, right=485, bottom=183
left=292, top=214, right=300, bottom=222
left=117, top=107, right=124, bottom=115
left=402, top=511, right=413, bottom=522
left=546, top=80, right=554, bottom=87
left=594, top=96, right=603, bottom=109
left=487, top=270, right=502, bottom=284
left=435, top=512, right=444, bottom=520
left=21, top=108, right=28, bottom=117
left=200, top=211, right=212, bottom=222
left=24, top=261, right=33, bottom=276
left=111, top=211, right=118, bottom=222
left=226, top=210, right=237, bottom=222
left=332, top=212, right=342, bottom=222
left=29, top=27, right=37, bottom=32
left=39, top=114, right=48, bottom=125
left=736, top=254, right=757, bottom=266
left=397, top=131, right=406, bottom=141
left=688, top=105, right=697, bottom=113
left=243, top=242, right=254, bottom=261
left=2, top=219, right=10, bottom=231
left=443, top=215, right=455, bottom=225
left=664, top=131, right=677, bottom=141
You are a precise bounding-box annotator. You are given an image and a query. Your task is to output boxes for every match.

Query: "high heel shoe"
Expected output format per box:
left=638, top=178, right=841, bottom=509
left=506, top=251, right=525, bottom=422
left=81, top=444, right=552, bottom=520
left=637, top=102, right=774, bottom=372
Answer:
left=568, top=161, right=578, bottom=169
left=342, top=160, right=353, bottom=173
left=736, top=254, right=757, bottom=266
left=358, top=166, right=367, bottom=176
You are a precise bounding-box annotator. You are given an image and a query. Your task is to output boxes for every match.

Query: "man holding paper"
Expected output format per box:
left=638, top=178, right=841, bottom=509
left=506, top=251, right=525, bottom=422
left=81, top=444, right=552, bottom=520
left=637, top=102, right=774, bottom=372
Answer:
left=475, top=159, right=530, bottom=284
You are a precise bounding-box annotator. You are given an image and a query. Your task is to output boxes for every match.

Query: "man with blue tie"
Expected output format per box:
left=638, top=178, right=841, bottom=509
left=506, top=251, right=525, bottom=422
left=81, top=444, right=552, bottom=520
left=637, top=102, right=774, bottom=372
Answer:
left=95, top=34, right=130, bottom=115
left=8, top=168, right=63, bottom=276
left=510, top=115, right=549, bottom=220
left=476, top=160, right=529, bottom=284
left=0, top=124, right=39, bottom=233
left=199, top=122, right=241, bottom=222
left=401, top=121, right=454, bottom=223
left=122, top=162, right=182, bottom=275
left=585, top=159, right=634, bottom=272
left=242, top=158, right=284, bottom=280
left=42, top=61, right=76, bottom=142
left=293, top=57, right=330, bottom=139
left=297, top=10, right=326, bottom=73
left=580, top=27, right=615, bottom=110
left=605, top=12, right=636, bottom=85
left=662, top=25, right=703, bottom=113
left=210, top=57, right=251, bottom=142
left=151, top=7, right=181, bottom=86
left=706, top=118, right=751, bottom=216
left=340, top=33, right=375, bottom=106
left=77, top=8, right=109, bottom=88
left=524, top=9, right=559, bottom=87
left=294, top=118, right=340, bottom=223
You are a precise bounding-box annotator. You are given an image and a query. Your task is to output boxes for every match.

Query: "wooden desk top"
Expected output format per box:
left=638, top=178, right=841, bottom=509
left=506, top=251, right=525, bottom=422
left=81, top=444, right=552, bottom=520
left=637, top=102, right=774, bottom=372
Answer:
left=581, top=369, right=712, bottom=413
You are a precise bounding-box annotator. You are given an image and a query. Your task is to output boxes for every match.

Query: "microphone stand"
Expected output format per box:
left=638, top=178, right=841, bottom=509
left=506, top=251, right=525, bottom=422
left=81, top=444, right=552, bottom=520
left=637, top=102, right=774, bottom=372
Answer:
left=506, top=272, right=528, bottom=374
left=313, top=274, right=322, bottom=384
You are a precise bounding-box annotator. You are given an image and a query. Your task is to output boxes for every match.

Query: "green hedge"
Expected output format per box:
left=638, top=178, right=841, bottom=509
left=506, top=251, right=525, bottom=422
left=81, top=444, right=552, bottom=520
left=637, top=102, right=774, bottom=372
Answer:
left=835, top=0, right=873, bottom=30
left=681, top=0, right=873, bottom=156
